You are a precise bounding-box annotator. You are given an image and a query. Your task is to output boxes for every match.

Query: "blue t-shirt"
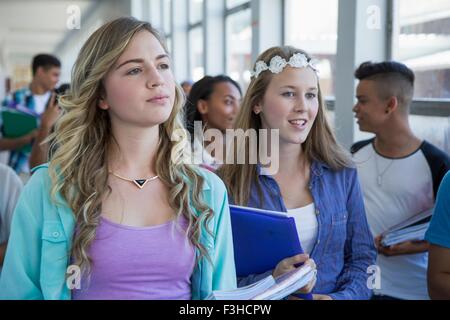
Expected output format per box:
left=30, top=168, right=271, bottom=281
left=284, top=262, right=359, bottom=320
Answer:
left=425, top=171, right=450, bottom=248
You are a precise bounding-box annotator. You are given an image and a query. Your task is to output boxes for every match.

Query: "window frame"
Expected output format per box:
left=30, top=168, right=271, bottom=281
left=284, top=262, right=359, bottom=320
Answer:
left=224, top=1, right=251, bottom=86
left=386, top=0, right=450, bottom=116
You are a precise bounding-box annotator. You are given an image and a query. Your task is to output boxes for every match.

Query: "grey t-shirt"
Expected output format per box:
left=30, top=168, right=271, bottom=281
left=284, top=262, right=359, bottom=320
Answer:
left=0, top=163, right=23, bottom=269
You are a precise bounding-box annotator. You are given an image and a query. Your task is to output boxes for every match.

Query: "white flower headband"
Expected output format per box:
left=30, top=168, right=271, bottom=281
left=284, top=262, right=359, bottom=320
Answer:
left=250, top=52, right=319, bottom=79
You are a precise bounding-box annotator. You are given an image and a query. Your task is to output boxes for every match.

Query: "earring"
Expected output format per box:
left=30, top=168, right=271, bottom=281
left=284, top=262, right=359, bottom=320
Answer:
left=98, top=99, right=108, bottom=110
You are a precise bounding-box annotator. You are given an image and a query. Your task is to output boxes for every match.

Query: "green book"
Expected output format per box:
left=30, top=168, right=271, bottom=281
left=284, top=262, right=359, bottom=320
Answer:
left=1, top=108, right=39, bottom=153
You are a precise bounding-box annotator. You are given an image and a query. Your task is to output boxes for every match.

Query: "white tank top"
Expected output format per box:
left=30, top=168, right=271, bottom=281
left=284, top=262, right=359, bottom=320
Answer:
left=287, top=203, right=318, bottom=255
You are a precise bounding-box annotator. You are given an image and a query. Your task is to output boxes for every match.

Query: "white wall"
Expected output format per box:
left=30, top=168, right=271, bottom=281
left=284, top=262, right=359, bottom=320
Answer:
left=55, top=0, right=133, bottom=84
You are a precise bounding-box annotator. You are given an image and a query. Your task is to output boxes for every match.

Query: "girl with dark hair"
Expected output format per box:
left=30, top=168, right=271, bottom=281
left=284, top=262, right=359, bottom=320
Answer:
left=185, top=75, right=242, bottom=170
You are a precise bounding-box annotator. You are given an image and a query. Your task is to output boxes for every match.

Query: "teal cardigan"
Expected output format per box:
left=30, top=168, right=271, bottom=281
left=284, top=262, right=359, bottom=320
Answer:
left=0, top=164, right=237, bottom=299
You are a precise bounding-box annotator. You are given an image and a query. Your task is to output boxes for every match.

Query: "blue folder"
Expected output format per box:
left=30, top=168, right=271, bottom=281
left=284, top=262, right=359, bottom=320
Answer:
left=230, top=205, right=313, bottom=300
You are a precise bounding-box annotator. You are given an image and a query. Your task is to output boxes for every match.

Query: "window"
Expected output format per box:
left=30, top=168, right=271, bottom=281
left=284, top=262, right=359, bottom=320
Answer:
left=189, top=0, right=203, bottom=24
left=11, top=64, right=31, bottom=91
left=410, top=115, right=449, bottom=150
left=188, top=0, right=204, bottom=81
left=226, top=8, right=252, bottom=90
left=284, top=0, right=338, bottom=98
left=226, top=0, right=249, bottom=9
left=393, top=0, right=450, bottom=99
left=189, top=27, right=204, bottom=81
left=163, top=0, right=171, bottom=36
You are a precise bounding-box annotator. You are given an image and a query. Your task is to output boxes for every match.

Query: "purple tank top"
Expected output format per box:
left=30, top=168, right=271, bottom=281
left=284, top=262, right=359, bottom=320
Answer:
left=71, top=215, right=196, bottom=300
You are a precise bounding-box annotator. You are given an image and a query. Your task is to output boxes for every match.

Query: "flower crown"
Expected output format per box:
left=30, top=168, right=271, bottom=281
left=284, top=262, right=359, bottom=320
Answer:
left=250, top=52, right=319, bottom=79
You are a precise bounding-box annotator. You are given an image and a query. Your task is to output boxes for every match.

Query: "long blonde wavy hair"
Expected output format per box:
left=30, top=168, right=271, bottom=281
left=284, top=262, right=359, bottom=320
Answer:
left=48, top=17, right=213, bottom=275
left=218, top=46, right=352, bottom=206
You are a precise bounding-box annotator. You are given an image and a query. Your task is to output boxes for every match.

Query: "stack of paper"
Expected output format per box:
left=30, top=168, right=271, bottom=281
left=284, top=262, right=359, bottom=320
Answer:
left=205, top=275, right=275, bottom=300
left=253, top=264, right=316, bottom=300
left=381, top=208, right=433, bottom=247
left=206, top=264, right=316, bottom=300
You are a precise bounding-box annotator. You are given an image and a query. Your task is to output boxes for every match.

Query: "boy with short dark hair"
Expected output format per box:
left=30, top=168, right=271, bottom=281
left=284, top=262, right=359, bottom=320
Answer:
left=1, top=53, right=61, bottom=174
left=351, top=61, right=450, bottom=300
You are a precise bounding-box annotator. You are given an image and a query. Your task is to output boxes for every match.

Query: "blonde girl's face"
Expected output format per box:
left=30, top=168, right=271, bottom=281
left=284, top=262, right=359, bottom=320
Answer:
left=99, top=30, right=176, bottom=128
left=253, top=66, right=319, bottom=146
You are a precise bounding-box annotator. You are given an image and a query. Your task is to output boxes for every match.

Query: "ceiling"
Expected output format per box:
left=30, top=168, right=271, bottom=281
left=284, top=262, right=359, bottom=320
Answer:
left=0, top=0, right=95, bottom=70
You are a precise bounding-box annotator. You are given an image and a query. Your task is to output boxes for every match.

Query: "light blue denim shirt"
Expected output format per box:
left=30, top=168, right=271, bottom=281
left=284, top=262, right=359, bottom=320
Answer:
left=235, top=161, right=377, bottom=300
left=0, top=164, right=236, bottom=300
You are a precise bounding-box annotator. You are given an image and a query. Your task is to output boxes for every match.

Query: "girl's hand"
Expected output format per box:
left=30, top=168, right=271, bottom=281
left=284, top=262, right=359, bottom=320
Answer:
left=272, top=254, right=317, bottom=294
left=272, top=253, right=311, bottom=278
left=313, top=294, right=333, bottom=300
